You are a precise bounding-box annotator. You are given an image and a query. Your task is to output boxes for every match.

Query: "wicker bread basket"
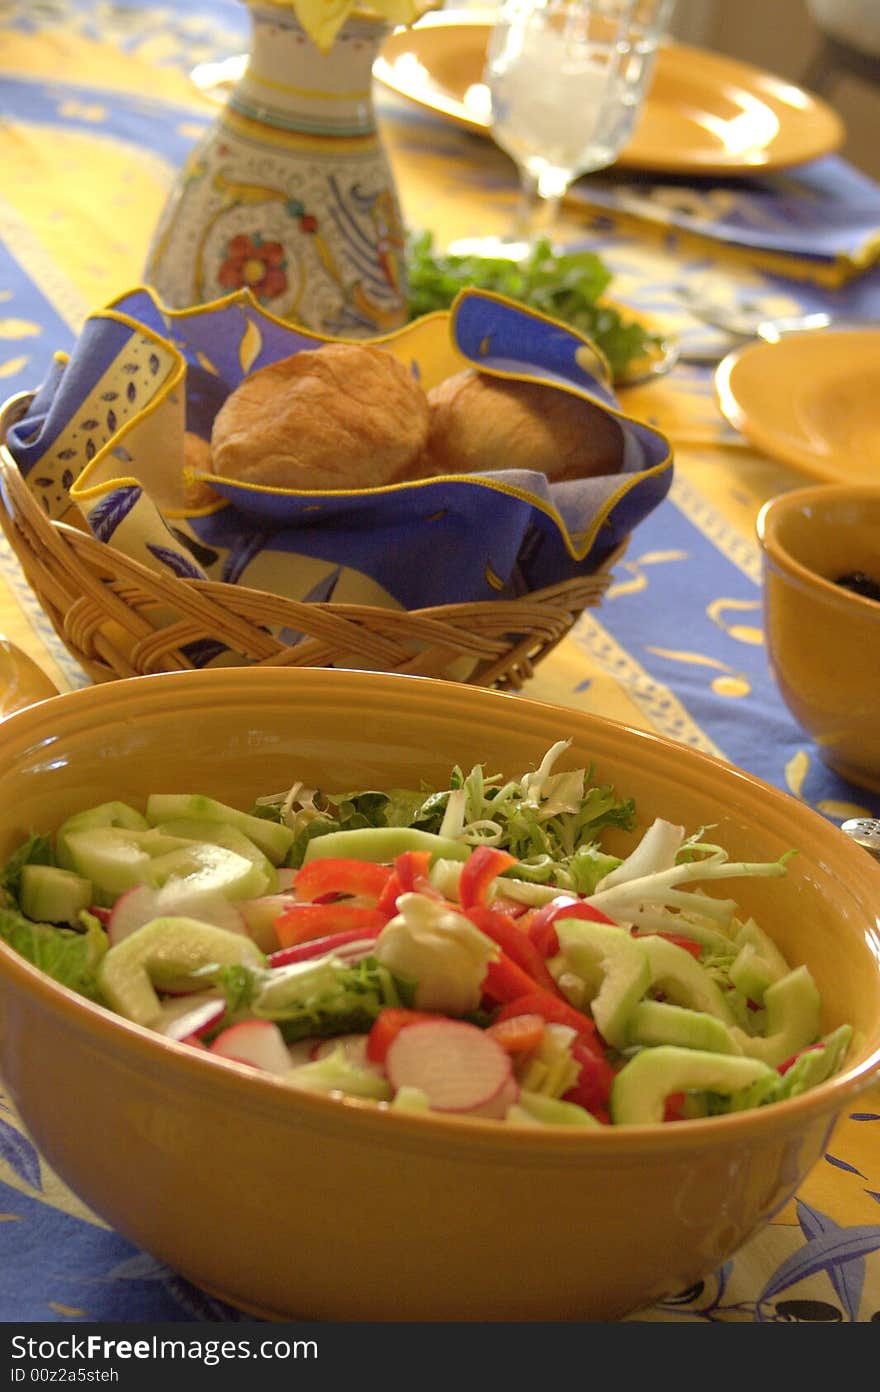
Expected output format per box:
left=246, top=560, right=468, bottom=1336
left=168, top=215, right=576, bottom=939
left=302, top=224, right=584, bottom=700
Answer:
left=0, top=392, right=620, bottom=692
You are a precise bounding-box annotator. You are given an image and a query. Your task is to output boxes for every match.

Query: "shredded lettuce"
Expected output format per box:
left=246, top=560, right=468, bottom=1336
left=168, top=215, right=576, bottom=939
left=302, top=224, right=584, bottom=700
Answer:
left=0, top=906, right=107, bottom=1001
left=0, top=834, right=107, bottom=998
left=212, top=954, right=415, bottom=1045
left=586, top=836, right=793, bottom=923
left=283, top=1045, right=392, bottom=1101
left=258, top=740, right=635, bottom=883
left=0, top=834, right=55, bottom=901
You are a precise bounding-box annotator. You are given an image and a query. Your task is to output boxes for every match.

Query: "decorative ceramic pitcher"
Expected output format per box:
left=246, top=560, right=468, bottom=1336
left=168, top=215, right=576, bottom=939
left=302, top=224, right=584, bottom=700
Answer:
left=144, top=2, right=410, bottom=337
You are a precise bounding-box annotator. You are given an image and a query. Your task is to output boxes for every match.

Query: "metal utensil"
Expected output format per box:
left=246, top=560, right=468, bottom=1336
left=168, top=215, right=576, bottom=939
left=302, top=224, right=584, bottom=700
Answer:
left=615, top=334, right=680, bottom=388
left=685, top=303, right=837, bottom=342
left=840, top=818, right=880, bottom=863
left=674, top=286, right=870, bottom=365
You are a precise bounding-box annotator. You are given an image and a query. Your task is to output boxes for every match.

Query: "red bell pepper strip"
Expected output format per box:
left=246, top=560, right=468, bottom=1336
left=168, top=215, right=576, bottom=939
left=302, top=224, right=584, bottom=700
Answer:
left=561, top=1039, right=617, bottom=1116
left=494, top=990, right=603, bottom=1054
left=366, top=1007, right=437, bottom=1063
left=293, top=857, right=393, bottom=905
left=393, top=850, right=434, bottom=895
left=663, top=1091, right=687, bottom=1123
left=778, top=1042, right=824, bottom=1075
left=375, top=870, right=403, bottom=916
left=466, top=904, right=561, bottom=996
left=458, top=845, right=518, bottom=909
left=274, top=902, right=388, bottom=949
left=527, top=896, right=618, bottom=958
left=482, top=951, right=539, bottom=1005
left=269, top=928, right=380, bottom=968
left=377, top=851, right=452, bottom=916
left=636, top=931, right=703, bottom=960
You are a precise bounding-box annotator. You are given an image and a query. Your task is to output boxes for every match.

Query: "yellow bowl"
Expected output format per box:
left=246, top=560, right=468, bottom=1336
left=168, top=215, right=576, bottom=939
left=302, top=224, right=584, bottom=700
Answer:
left=0, top=667, right=878, bottom=1322
left=757, top=484, right=880, bottom=794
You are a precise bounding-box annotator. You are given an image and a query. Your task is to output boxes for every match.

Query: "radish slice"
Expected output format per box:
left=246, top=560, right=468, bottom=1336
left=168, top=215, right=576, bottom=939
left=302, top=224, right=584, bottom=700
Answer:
left=106, top=884, right=161, bottom=945
left=309, top=1033, right=384, bottom=1071
left=157, top=991, right=225, bottom=1042
left=209, top=1020, right=292, bottom=1074
left=385, top=1020, right=513, bottom=1116
left=467, top=1073, right=520, bottom=1120
left=107, top=882, right=246, bottom=945
left=269, top=935, right=377, bottom=969
left=155, top=884, right=246, bottom=934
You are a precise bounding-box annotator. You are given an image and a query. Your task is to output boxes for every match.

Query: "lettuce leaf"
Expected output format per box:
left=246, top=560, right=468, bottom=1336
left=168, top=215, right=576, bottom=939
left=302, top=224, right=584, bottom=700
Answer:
left=0, top=834, right=55, bottom=902
left=405, top=231, right=660, bottom=381
left=0, top=906, right=108, bottom=1001
left=258, top=742, right=635, bottom=883
left=212, top=955, right=415, bottom=1045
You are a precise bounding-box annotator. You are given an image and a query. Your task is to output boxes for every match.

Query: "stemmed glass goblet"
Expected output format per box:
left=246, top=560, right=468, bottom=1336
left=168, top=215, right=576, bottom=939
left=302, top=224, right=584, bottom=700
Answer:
left=466, top=0, right=677, bottom=256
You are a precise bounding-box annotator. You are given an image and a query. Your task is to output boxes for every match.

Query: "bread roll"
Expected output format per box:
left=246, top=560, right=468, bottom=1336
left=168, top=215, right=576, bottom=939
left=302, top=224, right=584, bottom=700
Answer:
left=210, top=343, right=430, bottom=491
left=182, top=430, right=220, bottom=509
left=424, top=370, right=623, bottom=481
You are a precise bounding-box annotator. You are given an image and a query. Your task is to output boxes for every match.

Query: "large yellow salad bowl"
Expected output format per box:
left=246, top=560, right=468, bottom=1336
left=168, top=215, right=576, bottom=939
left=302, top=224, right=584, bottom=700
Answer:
left=0, top=666, right=878, bottom=1321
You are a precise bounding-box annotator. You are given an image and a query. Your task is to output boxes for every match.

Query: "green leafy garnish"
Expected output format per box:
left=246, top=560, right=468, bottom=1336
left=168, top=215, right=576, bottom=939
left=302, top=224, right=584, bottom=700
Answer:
left=262, top=740, right=634, bottom=887
left=0, top=834, right=55, bottom=902
left=0, top=906, right=107, bottom=1001
left=406, top=230, right=661, bottom=382
left=212, top=955, right=414, bottom=1046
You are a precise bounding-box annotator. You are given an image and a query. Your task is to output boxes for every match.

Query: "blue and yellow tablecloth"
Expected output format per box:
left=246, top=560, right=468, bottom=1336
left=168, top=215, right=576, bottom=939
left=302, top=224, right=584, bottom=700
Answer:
left=0, top=0, right=879, bottom=1325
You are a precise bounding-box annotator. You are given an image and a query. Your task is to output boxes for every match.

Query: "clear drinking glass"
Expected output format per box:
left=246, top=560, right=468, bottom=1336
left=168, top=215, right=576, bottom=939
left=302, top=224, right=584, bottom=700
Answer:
left=483, top=0, right=677, bottom=247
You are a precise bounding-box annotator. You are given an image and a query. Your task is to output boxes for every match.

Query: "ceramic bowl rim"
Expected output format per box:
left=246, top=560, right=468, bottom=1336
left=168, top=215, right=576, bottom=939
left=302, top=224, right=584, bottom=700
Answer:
left=757, top=483, right=880, bottom=619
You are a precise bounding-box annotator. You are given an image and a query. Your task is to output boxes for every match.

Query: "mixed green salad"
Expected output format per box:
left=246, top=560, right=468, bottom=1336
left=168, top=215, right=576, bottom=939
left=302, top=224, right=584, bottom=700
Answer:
left=406, top=231, right=663, bottom=384
left=0, top=742, right=851, bottom=1127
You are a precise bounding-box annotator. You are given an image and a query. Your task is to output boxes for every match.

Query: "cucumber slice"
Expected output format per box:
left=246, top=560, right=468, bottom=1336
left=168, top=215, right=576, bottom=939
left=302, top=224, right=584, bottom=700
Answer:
left=628, top=1000, right=742, bottom=1054
left=507, top=1091, right=602, bottom=1127
left=611, top=1046, right=776, bottom=1126
left=303, top=827, right=471, bottom=866
left=145, top=795, right=293, bottom=866
left=734, top=917, right=790, bottom=977
left=154, top=819, right=278, bottom=896
left=64, top=828, right=196, bottom=902
left=97, top=916, right=265, bottom=1027
left=19, top=864, right=93, bottom=926
left=56, top=801, right=148, bottom=871
left=776, top=1025, right=853, bottom=1098
left=729, top=919, right=791, bottom=1004
left=729, top=942, right=781, bottom=1005
left=731, top=965, right=822, bottom=1067
left=640, top=934, right=736, bottom=1024
left=553, top=919, right=651, bottom=1049
left=149, top=842, right=272, bottom=903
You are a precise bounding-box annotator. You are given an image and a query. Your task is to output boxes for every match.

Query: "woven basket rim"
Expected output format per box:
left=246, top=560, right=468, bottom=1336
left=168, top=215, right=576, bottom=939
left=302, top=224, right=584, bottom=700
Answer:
left=0, top=389, right=624, bottom=690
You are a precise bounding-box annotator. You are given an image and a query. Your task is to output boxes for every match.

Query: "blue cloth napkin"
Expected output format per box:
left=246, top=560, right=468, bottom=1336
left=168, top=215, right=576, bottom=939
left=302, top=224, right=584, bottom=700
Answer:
left=569, top=155, right=880, bottom=285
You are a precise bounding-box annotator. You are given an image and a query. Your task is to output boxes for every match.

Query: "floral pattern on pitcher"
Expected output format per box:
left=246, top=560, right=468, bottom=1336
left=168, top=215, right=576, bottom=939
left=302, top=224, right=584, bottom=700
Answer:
left=143, top=7, right=409, bottom=337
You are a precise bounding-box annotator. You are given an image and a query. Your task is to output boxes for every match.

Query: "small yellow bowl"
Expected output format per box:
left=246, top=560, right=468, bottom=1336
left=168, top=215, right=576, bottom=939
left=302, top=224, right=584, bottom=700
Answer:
left=0, top=667, right=879, bottom=1321
left=757, top=484, right=880, bottom=794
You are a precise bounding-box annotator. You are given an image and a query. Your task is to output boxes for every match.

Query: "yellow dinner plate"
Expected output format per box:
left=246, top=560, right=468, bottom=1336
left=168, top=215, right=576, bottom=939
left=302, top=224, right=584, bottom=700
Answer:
left=715, top=330, right=880, bottom=483
left=374, top=13, right=844, bottom=175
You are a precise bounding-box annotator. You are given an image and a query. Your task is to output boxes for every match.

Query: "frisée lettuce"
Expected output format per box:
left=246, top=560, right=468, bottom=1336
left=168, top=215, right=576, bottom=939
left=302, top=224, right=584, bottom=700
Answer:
left=254, top=739, right=636, bottom=892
